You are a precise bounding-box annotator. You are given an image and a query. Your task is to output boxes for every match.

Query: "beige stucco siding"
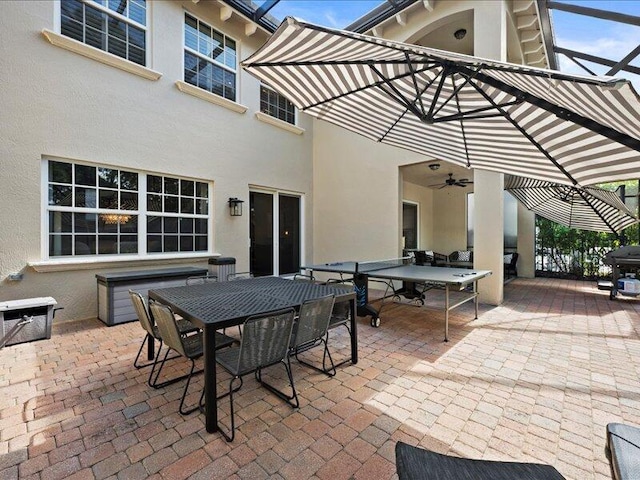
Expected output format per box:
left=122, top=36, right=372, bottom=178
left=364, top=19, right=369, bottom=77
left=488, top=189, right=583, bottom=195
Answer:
left=0, top=1, right=314, bottom=321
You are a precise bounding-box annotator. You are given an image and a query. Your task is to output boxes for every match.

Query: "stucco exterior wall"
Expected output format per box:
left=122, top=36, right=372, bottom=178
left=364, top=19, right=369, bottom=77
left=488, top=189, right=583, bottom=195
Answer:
left=312, top=122, right=427, bottom=264
left=0, top=1, right=314, bottom=322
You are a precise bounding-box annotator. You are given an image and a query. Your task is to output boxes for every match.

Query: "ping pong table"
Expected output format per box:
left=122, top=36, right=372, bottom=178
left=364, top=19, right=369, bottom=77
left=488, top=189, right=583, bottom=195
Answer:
left=304, top=258, right=491, bottom=341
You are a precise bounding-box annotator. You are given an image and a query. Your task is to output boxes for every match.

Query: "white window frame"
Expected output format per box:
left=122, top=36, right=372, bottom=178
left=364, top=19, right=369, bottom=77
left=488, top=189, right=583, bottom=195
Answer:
left=55, top=0, right=149, bottom=67
left=259, top=83, right=297, bottom=125
left=183, top=11, right=238, bottom=102
left=40, top=158, right=212, bottom=262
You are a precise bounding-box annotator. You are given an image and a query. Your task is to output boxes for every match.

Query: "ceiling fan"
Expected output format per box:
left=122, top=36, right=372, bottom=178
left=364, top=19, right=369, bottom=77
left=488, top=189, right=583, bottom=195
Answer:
left=429, top=173, right=473, bottom=189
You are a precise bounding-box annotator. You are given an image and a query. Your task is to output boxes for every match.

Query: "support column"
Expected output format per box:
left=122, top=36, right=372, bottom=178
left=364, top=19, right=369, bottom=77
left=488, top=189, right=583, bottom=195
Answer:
left=473, top=1, right=507, bottom=305
left=474, top=170, right=504, bottom=304
left=517, top=204, right=536, bottom=278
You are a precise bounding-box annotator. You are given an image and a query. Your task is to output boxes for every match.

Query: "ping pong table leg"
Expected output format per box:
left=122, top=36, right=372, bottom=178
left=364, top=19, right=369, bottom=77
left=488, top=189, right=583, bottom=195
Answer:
left=349, top=297, right=358, bottom=364
left=444, top=285, right=449, bottom=342
left=474, top=280, right=479, bottom=319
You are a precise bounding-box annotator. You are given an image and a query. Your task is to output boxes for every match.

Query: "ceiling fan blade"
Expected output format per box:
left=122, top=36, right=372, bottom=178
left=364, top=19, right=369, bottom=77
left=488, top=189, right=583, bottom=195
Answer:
left=455, top=183, right=467, bottom=187
left=438, top=185, right=448, bottom=189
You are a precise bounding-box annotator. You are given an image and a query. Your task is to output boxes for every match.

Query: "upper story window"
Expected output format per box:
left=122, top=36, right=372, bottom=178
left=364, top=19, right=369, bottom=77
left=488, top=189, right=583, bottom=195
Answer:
left=260, top=85, right=296, bottom=125
left=61, top=0, right=147, bottom=66
left=184, top=13, right=237, bottom=101
left=46, top=160, right=209, bottom=258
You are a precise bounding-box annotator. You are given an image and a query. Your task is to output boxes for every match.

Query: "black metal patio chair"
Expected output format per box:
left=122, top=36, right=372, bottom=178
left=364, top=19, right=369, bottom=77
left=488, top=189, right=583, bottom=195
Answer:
left=287, top=294, right=336, bottom=381
left=213, top=308, right=296, bottom=441
left=149, top=301, right=235, bottom=415
left=324, top=279, right=355, bottom=371
left=130, top=290, right=199, bottom=384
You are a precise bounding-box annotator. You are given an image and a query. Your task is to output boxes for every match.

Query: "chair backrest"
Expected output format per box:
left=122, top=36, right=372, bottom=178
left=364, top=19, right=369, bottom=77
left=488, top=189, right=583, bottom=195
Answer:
left=149, top=301, right=187, bottom=357
left=510, top=252, right=519, bottom=267
left=413, top=250, right=429, bottom=266
left=186, top=274, right=218, bottom=285
left=291, top=295, right=335, bottom=349
left=236, top=308, right=296, bottom=375
left=129, top=290, right=156, bottom=338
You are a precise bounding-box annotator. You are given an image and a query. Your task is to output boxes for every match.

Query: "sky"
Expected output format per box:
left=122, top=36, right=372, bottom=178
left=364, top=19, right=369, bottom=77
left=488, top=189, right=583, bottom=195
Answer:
left=266, top=0, right=640, bottom=89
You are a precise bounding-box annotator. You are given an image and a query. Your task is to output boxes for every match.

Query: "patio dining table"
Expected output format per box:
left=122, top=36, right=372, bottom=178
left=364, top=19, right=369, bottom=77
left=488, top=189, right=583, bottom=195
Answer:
left=148, top=276, right=357, bottom=434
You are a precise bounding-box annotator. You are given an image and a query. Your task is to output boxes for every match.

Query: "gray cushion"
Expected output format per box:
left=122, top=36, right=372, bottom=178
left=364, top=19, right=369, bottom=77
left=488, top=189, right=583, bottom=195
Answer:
left=607, top=423, right=640, bottom=480
left=395, top=442, right=565, bottom=480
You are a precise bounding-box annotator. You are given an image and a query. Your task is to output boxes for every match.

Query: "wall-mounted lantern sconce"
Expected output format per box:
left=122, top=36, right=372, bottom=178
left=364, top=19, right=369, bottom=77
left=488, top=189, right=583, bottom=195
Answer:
left=228, top=197, right=244, bottom=216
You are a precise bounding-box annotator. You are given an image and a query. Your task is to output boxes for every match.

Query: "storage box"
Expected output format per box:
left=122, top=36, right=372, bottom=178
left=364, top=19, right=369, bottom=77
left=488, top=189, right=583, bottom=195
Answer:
left=96, top=267, right=208, bottom=326
left=0, top=297, right=57, bottom=348
left=209, top=257, right=236, bottom=282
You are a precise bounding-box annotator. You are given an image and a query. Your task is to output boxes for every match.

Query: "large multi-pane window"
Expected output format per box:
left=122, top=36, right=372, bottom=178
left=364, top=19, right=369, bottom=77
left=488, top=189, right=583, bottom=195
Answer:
left=46, top=160, right=209, bottom=257
left=184, top=13, right=237, bottom=101
left=146, top=175, right=209, bottom=253
left=260, top=85, right=296, bottom=125
left=60, top=0, right=147, bottom=66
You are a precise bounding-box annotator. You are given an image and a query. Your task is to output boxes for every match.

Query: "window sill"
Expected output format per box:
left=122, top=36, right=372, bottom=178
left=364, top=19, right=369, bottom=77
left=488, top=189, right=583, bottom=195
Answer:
left=30, top=252, right=219, bottom=273
left=175, top=81, right=248, bottom=113
left=42, top=29, right=162, bottom=81
left=255, top=112, right=305, bottom=135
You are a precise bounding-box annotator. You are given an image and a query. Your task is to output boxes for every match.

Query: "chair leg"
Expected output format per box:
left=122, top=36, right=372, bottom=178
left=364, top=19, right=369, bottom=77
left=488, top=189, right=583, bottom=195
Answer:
left=136, top=335, right=182, bottom=371
left=207, top=376, right=243, bottom=442
left=255, top=358, right=299, bottom=408
left=149, top=346, right=203, bottom=390
left=328, top=323, right=354, bottom=370
left=179, top=359, right=203, bottom=415
left=295, top=338, right=336, bottom=377
left=133, top=334, right=154, bottom=369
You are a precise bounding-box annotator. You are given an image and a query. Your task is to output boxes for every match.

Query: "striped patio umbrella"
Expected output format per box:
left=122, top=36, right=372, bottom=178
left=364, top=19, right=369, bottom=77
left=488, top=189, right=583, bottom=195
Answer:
left=243, top=18, right=640, bottom=187
left=505, top=175, right=638, bottom=233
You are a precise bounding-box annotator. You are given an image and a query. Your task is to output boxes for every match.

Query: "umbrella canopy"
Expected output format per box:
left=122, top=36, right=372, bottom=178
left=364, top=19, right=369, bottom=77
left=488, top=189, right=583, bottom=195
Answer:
left=243, top=18, right=640, bottom=187
left=505, top=175, right=638, bottom=233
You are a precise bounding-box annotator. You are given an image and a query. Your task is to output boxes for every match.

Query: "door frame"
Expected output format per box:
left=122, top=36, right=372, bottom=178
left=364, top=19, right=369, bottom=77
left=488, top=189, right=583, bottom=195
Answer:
left=402, top=200, right=420, bottom=250
left=249, top=186, right=305, bottom=276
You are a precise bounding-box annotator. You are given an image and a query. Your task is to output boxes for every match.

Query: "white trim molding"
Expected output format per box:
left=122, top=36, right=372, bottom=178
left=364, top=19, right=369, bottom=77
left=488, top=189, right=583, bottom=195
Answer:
left=30, top=252, right=218, bottom=273
left=42, top=29, right=162, bottom=81
left=255, top=111, right=305, bottom=135
left=175, top=81, right=248, bottom=113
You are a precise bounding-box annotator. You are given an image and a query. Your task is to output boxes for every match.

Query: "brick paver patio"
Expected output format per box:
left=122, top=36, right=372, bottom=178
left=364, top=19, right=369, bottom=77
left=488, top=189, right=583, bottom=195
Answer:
left=1, top=278, right=639, bottom=479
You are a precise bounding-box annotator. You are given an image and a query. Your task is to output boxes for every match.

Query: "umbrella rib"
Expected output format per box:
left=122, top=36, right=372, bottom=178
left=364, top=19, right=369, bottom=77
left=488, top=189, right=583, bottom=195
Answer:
left=456, top=64, right=640, bottom=154
left=451, top=74, right=472, bottom=167
left=301, top=64, right=437, bottom=112
left=575, top=188, right=621, bottom=234
left=465, top=77, right=580, bottom=185
left=369, top=64, right=426, bottom=120
left=378, top=65, right=446, bottom=142
left=404, top=52, right=427, bottom=117
left=430, top=66, right=480, bottom=119
left=431, top=106, right=518, bottom=123
left=426, top=67, right=448, bottom=120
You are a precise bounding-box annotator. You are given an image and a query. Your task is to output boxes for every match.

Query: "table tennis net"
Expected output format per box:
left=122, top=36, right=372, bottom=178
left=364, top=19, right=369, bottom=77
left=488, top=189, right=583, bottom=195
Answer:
left=356, top=257, right=412, bottom=273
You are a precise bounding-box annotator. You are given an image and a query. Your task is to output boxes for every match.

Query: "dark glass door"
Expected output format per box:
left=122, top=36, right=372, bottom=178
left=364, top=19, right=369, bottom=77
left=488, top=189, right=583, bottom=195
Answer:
left=279, top=194, right=300, bottom=275
left=250, top=192, right=274, bottom=276
left=402, top=202, right=418, bottom=249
